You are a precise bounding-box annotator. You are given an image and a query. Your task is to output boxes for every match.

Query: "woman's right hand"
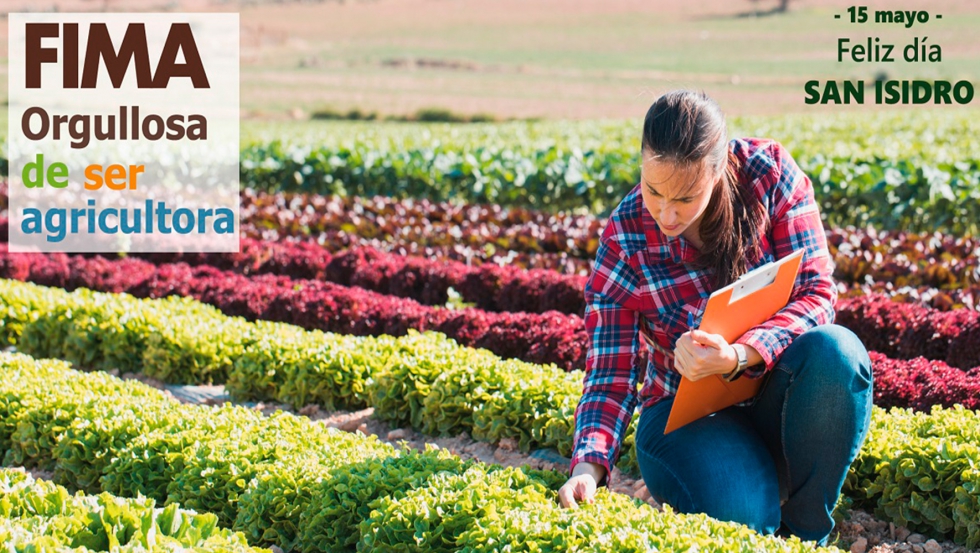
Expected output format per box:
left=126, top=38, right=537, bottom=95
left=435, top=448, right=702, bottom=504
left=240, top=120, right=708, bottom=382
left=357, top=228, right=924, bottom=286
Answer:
left=558, top=462, right=607, bottom=508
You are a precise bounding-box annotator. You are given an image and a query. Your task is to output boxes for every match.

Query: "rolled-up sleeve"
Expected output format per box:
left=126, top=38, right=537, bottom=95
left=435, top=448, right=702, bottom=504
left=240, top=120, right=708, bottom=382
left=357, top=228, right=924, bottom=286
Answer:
left=735, top=141, right=838, bottom=379
left=569, top=232, right=644, bottom=485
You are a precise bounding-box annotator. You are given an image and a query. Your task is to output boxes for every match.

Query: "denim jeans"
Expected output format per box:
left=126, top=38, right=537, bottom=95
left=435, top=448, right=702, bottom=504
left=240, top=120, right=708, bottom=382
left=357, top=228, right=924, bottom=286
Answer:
left=634, top=324, right=873, bottom=547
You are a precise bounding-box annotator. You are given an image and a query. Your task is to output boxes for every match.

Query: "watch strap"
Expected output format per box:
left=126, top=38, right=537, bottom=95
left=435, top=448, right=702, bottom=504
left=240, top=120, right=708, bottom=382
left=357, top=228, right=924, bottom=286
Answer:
left=724, top=344, right=748, bottom=382
left=723, top=365, right=745, bottom=382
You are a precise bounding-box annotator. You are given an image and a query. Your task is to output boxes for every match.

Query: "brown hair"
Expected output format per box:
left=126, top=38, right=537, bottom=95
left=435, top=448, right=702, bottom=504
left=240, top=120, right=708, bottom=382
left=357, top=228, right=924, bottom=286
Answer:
left=641, top=90, right=767, bottom=291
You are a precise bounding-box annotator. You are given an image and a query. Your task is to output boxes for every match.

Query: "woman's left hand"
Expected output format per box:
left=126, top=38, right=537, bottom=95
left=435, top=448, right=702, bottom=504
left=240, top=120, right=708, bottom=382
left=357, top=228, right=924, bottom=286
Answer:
left=673, top=330, right=738, bottom=381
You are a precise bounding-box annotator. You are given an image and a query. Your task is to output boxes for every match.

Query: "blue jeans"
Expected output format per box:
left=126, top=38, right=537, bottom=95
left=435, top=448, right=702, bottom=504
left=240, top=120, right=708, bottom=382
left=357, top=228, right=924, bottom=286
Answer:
left=634, top=324, right=873, bottom=547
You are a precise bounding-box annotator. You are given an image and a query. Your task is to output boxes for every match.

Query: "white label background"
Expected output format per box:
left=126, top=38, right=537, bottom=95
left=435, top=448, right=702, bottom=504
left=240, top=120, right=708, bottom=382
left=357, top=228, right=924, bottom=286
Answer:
left=8, top=13, right=240, bottom=253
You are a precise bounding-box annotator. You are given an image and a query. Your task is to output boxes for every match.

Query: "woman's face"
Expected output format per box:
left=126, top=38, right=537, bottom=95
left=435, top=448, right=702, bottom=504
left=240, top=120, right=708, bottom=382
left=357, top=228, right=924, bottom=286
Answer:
left=640, top=152, right=719, bottom=242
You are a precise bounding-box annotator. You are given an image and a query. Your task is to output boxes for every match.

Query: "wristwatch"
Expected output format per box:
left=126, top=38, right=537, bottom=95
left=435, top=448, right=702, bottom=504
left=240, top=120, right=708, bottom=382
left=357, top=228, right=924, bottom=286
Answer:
left=724, top=344, right=749, bottom=382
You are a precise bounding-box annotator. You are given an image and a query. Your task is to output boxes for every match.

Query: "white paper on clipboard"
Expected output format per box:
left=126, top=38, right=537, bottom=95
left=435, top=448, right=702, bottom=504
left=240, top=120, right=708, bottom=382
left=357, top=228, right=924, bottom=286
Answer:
left=727, top=249, right=805, bottom=303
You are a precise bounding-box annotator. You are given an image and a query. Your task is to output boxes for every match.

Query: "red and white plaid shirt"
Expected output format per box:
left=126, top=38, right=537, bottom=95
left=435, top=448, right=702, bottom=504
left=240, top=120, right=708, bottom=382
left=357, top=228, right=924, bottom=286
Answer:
left=570, top=137, right=838, bottom=480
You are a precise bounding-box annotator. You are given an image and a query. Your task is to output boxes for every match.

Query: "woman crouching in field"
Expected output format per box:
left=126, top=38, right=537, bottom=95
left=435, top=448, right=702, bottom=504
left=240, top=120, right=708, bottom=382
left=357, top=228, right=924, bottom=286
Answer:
left=558, top=89, right=873, bottom=547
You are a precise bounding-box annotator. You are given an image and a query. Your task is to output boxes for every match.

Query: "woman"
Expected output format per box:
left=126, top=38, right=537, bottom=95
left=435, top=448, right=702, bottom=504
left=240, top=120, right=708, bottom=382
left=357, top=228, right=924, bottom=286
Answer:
left=557, top=90, right=873, bottom=547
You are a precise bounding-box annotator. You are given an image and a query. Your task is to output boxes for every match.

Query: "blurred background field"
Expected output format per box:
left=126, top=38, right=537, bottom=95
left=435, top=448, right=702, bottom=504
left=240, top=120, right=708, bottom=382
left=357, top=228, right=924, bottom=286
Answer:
left=1, top=0, right=980, bottom=121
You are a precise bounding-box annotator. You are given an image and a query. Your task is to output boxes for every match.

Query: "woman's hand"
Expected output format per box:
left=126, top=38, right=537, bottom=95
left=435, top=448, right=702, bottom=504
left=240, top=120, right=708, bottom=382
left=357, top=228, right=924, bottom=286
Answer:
left=558, top=462, right=606, bottom=508
left=673, top=329, right=738, bottom=381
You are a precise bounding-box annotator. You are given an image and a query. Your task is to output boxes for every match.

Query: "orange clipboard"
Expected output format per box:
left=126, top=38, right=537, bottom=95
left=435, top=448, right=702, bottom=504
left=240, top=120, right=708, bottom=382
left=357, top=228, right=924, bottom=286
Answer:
left=663, top=248, right=806, bottom=435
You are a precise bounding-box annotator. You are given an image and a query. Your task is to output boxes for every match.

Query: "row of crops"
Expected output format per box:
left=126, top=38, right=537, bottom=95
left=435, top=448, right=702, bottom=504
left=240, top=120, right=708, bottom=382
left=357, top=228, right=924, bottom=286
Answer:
left=1, top=270, right=980, bottom=548
left=239, top=189, right=980, bottom=310
left=2, top=231, right=977, bottom=372
left=235, top=112, right=980, bottom=233
left=0, top=469, right=263, bottom=551
left=89, top=219, right=980, bottom=314
left=1, top=110, right=980, bottom=551
left=0, top=350, right=838, bottom=552
left=237, top=187, right=978, bottom=270
left=2, top=111, right=980, bottom=231
left=1, top=269, right=975, bottom=448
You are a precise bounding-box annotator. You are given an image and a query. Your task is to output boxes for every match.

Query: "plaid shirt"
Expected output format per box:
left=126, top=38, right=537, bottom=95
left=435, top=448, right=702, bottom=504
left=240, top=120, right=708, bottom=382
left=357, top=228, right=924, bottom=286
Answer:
left=570, top=137, right=838, bottom=482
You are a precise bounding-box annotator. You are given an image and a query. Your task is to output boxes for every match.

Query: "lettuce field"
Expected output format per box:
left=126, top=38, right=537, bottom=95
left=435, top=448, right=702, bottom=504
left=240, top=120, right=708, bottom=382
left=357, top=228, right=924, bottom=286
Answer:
left=0, top=111, right=979, bottom=552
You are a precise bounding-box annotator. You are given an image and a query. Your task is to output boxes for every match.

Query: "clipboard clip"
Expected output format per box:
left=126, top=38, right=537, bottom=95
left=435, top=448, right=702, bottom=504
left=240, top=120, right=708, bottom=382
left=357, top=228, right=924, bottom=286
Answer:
left=728, top=250, right=804, bottom=303
left=730, top=265, right=778, bottom=302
